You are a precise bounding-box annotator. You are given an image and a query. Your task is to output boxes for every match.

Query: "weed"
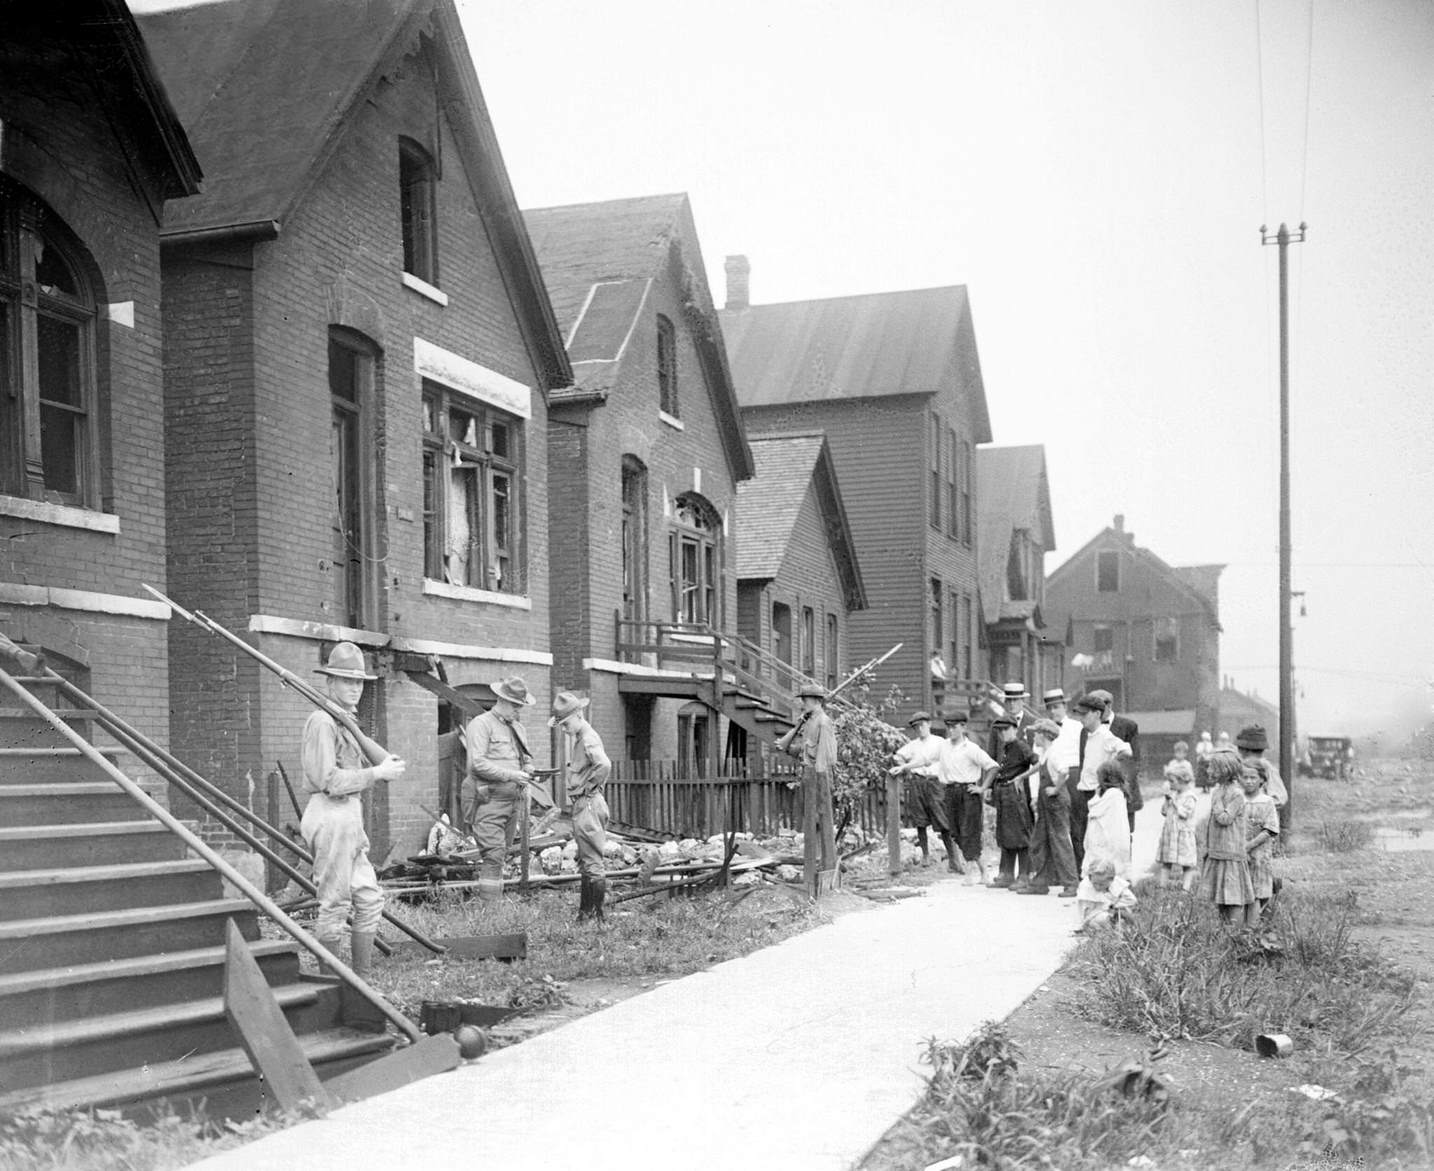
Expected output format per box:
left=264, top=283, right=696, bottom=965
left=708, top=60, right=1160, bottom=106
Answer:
left=1316, top=819, right=1375, bottom=852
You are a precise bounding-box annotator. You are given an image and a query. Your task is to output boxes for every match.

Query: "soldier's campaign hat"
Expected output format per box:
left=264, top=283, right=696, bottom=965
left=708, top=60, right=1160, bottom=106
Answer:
left=550, top=691, right=589, bottom=721
left=315, top=641, right=377, bottom=681
left=493, top=676, right=536, bottom=706
left=1002, top=682, right=1029, bottom=700
left=796, top=683, right=828, bottom=700
left=907, top=710, right=933, bottom=727
left=1032, top=718, right=1061, bottom=739
left=991, top=716, right=1017, bottom=729
left=943, top=709, right=969, bottom=724
left=1088, top=688, right=1115, bottom=709
left=1042, top=688, right=1066, bottom=705
left=1235, top=724, right=1268, bottom=751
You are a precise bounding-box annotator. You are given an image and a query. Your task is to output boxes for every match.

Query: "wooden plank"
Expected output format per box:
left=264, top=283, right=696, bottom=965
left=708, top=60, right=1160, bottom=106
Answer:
left=223, top=919, right=331, bottom=1114
left=388, top=932, right=527, bottom=960
left=323, top=1033, right=460, bottom=1104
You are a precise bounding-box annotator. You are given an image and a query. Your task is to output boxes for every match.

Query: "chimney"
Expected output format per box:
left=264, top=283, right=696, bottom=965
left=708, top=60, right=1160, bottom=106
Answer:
left=1113, top=513, right=1124, bottom=533
left=724, top=254, right=750, bottom=311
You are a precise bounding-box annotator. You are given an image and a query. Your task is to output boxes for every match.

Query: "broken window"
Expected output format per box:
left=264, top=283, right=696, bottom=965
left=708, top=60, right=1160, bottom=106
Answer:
left=421, top=382, right=524, bottom=594
left=0, top=182, right=100, bottom=507
left=1154, top=617, right=1179, bottom=663
left=399, top=138, right=438, bottom=285
left=328, top=329, right=377, bottom=629
left=622, top=457, right=648, bottom=621
left=657, top=314, right=677, bottom=416
left=668, top=492, right=722, bottom=626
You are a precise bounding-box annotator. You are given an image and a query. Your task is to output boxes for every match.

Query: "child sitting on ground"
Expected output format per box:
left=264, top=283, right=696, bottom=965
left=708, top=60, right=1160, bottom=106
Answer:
left=1242, top=764, right=1281, bottom=925
left=1157, top=754, right=1199, bottom=890
left=1083, top=761, right=1130, bottom=877
left=1074, top=856, right=1136, bottom=933
left=1198, top=747, right=1254, bottom=925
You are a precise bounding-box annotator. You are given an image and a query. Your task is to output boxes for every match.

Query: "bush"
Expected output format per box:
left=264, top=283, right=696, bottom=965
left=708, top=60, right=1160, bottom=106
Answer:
left=1316, top=819, right=1375, bottom=852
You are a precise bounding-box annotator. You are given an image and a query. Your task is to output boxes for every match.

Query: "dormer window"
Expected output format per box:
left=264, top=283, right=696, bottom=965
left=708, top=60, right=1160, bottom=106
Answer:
left=399, top=138, right=438, bottom=285
left=657, top=314, right=677, bottom=417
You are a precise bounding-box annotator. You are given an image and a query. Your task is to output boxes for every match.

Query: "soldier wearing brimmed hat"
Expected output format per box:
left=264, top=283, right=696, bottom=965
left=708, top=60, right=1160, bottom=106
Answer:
left=550, top=691, right=611, bottom=921
left=1235, top=724, right=1287, bottom=810
left=300, top=642, right=407, bottom=978
left=776, top=682, right=839, bottom=893
left=463, top=676, right=538, bottom=902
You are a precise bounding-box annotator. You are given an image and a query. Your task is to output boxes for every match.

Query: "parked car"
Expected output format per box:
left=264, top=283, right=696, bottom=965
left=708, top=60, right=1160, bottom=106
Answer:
left=1304, top=736, right=1355, bottom=780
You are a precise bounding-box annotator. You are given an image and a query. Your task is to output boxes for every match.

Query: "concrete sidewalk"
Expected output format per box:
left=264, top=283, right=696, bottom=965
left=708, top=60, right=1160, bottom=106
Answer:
left=194, top=805, right=1163, bottom=1171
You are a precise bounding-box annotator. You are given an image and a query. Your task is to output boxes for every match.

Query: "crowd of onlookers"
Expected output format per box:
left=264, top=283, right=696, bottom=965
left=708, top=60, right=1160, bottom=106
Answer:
left=889, top=683, right=1288, bottom=931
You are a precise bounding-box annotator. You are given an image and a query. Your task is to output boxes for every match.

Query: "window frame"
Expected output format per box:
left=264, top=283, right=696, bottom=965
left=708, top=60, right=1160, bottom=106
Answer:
left=946, top=428, right=959, bottom=539
left=1093, top=623, right=1115, bottom=654
left=929, top=577, right=943, bottom=655
left=825, top=612, right=839, bottom=689
left=657, top=314, right=678, bottom=417
left=1154, top=617, right=1180, bottom=663
left=399, top=137, right=439, bottom=286
left=667, top=492, right=722, bottom=627
left=959, top=439, right=973, bottom=546
left=801, top=605, right=815, bottom=676
left=421, top=379, right=526, bottom=596
left=621, top=456, right=648, bottom=621
left=928, top=413, right=941, bottom=530
left=1096, top=550, right=1120, bottom=592
left=0, top=185, right=103, bottom=509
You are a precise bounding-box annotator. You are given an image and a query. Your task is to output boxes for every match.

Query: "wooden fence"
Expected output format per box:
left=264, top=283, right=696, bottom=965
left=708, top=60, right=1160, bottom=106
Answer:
left=606, top=759, right=890, bottom=840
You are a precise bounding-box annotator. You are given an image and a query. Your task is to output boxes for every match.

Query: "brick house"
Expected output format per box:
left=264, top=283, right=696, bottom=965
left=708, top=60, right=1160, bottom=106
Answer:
left=139, top=0, right=571, bottom=857
left=975, top=445, right=1061, bottom=697
left=0, top=2, right=201, bottom=750
left=721, top=263, right=993, bottom=716
left=1043, top=514, right=1223, bottom=756
left=523, top=195, right=756, bottom=772
left=734, top=433, right=867, bottom=696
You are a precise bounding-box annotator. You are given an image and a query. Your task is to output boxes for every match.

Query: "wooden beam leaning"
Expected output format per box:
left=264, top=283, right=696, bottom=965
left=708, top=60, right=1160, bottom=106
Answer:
left=223, top=920, right=332, bottom=1115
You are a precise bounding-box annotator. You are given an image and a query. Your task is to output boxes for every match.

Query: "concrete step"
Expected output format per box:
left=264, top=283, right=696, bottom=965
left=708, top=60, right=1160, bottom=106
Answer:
left=0, top=897, right=259, bottom=975
left=0, top=983, right=326, bottom=1090
left=0, top=747, right=124, bottom=785
left=0, top=782, right=153, bottom=827
left=0, top=1027, right=397, bottom=1118
left=0, top=857, right=222, bottom=921
left=0, top=819, right=183, bottom=871
left=0, top=938, right=300, bottom=1026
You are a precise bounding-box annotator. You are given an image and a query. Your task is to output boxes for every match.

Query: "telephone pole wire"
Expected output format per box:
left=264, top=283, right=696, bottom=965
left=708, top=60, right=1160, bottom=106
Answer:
left=1261, top=221, right=1307, bottom=825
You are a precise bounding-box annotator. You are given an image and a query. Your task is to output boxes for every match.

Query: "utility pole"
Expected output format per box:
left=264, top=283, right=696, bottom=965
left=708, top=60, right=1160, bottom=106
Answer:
left=1261, top=221, right=1307, bottom=825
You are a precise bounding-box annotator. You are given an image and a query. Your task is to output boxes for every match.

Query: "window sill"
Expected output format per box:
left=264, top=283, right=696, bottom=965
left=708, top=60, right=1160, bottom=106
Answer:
left=423, top=578, right=532, bottom=610
left=402, top=272, right=449, bottom=307
left=0, top=495, right=119, bottom=534
left=658, top=410, right=684, bottom=431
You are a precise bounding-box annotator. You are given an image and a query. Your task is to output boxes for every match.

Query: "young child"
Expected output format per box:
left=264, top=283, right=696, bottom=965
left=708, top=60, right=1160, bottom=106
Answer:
left=1074, top=856, right=1137, bottom=933
left=1242, top=764, right=1281, bottom=925
left=986, top=717, right=1035, bottom=889
left=1157, top=755, right=1199, bottom=890
left=1198, top=747, right=1254, bottom=925
left=1083, top=760, right=1130, bottom=878
left=1164, top=741, right=1194, bottom=787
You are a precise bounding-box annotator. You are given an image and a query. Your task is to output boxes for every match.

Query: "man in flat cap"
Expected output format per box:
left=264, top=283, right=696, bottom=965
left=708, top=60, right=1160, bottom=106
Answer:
left=777, top=683, right=840, bottom=894
left=920, top=709, right=996, bottom=881
left=551, top=691, right=611, bottom=921
left=300, top=642, right=406, bottom=978
left=890, top=710, right=947, bottom=868
left=1022, top=718, right=1080, bottom=896
left=463, top=676, right=537, bottom=903
left=1070, top=694, right=1132, bottom=872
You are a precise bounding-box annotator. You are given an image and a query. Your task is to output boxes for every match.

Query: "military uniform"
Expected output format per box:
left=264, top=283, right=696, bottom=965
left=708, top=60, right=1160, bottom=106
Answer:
left=463, top=707, right=532, bottom=901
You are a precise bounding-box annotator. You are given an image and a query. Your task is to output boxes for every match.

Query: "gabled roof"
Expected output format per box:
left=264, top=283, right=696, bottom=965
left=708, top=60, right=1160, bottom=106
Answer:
left=720, top=285, right=993, bottom=442
left=975, top=445, right=1054, bottom=627
left=523, top=194, right=754, bottom=480
left=4, top=1, right=201, bottom=205
left=137, top=0, right=570, bottom=389
left=1174, top=565, right=1223, bottom=612
left=735, top=433, right=866, bottom=611
left=1046, top=520, right=1224, bottom=623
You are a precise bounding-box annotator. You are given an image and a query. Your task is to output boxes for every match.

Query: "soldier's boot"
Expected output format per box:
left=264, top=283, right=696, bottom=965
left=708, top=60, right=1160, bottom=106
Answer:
left=316, top=936, right=345, bottom=978
left=341, top=931, right=388, bottom=1033
left=476, top=862, right=503, bottom=904
left=576, top=877, right=593, bottom=921
left=350, top=931, right=377, bottom=979
left=589, top=876, right=606, bottom=921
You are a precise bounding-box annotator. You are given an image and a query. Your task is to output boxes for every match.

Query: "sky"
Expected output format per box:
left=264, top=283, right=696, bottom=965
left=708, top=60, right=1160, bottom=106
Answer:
left=128, top=0, right=1434, bottom=739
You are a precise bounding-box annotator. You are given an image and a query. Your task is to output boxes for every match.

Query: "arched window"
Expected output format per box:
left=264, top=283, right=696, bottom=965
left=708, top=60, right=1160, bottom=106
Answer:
left=0, top=182, right=101, bottom=507
left=621, top=456, right=648, bottom=620
left=668, top=491, right=722, bottom=626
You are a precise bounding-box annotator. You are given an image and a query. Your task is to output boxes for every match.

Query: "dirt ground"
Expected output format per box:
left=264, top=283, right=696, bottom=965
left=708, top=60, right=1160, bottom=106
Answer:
left=861, top=755, right=1434, bottom=1170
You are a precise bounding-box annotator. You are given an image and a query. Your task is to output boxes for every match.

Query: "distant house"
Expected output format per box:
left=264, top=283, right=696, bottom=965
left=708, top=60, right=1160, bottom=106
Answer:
left=1218, top=677, right=1280, bottom=746
left=141, top=0, right=571, bottom=856
left=0, top=1, right=200, bottom=752
left=523, top=195, right=757, bottom=772
left=721, top=261, right=993, bottom=714
left=975, top=446, right=1061, bottom=697
left=1043, top=515, right=1223, bottom=756
left=734, top=433, right=867, bottom=697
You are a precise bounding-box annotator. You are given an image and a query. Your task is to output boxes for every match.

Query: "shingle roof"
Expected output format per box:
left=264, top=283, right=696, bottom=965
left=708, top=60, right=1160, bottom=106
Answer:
left=734, top=433, right=866, bottom=609
left=1046, top=524, right=1225, bottom=623
left=976, top=445, right=1054, bottom=627
left=522, top=194, right=754, bottom=480
left=720, top=286, right=993, bottom=442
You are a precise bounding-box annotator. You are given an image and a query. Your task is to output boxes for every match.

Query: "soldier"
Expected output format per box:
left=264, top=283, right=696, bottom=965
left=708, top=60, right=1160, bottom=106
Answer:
left=776, top=682, right=839, bottom=893
left=550, top=691, right=612, bottom=922
left=300, top=642, right=406, bottom=978
left=462, top=676, right=537, bottom=902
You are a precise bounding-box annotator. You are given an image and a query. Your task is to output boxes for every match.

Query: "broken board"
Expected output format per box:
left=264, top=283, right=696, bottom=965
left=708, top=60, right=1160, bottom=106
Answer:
left=323, top=1033, right=461, bottom=1104
left=224, top=920, right=332, bottom=1114
left=388, top=931, right=527, bottom=960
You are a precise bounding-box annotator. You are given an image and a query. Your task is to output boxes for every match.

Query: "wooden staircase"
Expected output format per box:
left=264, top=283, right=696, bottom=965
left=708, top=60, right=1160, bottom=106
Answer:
left=0, top=681, right=395, bottom=1119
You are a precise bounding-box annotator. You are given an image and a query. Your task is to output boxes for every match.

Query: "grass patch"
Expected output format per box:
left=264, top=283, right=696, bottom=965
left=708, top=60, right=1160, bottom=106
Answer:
left=1315, top=818, right=1376, bottom=852
left=1071, top=883, right=1417, bottom=1056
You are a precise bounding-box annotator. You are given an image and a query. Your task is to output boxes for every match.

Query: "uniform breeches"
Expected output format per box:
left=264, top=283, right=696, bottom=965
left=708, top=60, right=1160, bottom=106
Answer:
left=469, top=779, right=523, bottom=876
left=572, top=792, right=610, bottom=879
left=301, top=795, right=384, bottom=938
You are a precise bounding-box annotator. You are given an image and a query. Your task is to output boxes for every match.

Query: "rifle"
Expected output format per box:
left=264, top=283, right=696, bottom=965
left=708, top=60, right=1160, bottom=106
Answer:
left=143, top=585, right=393, bottom=768
left=828, top=642, right=902, bottom=701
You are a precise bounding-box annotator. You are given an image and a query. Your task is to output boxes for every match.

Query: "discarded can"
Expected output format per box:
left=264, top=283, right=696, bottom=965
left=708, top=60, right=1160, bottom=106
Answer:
left=419, top=999, right=462, bottom=1034
left=1256, top=1033, right=1294, bottom=1058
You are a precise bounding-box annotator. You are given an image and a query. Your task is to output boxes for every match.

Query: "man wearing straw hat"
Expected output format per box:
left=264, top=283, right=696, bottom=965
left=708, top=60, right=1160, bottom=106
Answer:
left=300, top=642, right=406, bottom=978
left=550, top=691, right=612, bottom=921
left=776, top=682, right=840, bottom=894
left=463, top=676, right=538, bottom=903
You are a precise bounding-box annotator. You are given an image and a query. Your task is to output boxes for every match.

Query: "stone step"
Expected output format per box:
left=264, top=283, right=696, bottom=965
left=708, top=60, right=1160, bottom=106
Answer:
left=0, top=819, right=183, bottom=871
left=0, top=782, right=154, bottom=827
left=0, top=857, right=221, bottom=921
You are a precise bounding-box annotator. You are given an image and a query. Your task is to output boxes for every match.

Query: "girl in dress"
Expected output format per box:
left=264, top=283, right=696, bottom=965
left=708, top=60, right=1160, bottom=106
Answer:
left=1158, top=761, right=1199, bottom=890
left=1242, top=765, right=1281, bottom=925
left=1199, top=748, right=1254, bottom=925
left=1083, top=761, right=1130, bottom=878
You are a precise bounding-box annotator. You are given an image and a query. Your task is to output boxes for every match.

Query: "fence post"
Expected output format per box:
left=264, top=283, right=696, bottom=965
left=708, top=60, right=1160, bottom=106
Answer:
left=886, top=772, right=903, bottom=877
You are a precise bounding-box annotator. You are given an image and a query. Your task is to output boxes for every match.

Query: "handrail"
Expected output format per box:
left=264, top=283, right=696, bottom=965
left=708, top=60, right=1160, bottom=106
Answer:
left=0, top=663, right=421, bottom=1041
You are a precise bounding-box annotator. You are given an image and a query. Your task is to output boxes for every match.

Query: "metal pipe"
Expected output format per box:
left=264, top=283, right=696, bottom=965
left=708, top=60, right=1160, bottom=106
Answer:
left=0, top=664, right=421, bottom=1041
